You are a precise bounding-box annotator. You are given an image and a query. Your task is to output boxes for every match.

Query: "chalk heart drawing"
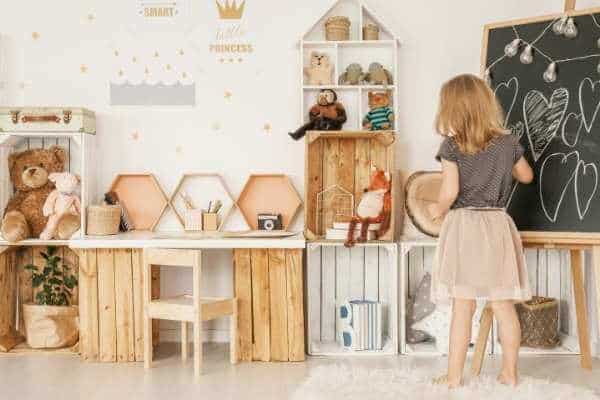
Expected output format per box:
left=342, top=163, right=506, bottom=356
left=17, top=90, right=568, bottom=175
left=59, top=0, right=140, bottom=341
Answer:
left=539, top=151, right=599, bottom=222
left=494, top=77, right=519, bottom=125
left=523, top=88, right=569, bottom=162
left=561, top=112, right=584, bottom=147
left=578, top=77, right=600, bottom=133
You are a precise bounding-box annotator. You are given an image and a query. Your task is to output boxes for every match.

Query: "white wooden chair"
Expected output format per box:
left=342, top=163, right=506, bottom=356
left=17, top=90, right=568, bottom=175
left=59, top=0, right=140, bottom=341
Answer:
left=143, top=248, right=238, bottom=378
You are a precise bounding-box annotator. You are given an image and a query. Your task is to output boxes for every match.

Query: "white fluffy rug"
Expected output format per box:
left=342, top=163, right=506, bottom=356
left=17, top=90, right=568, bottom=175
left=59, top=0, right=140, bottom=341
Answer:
left=291, top=364, right=599, bottom=400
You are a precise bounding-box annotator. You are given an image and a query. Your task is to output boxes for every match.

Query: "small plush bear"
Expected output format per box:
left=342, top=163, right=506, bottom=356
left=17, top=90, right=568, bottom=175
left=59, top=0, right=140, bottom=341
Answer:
left=364, top=62, right=393, bottom=85
left=40, top=172, right=81, bottom=240
left=1, top=146, right=66, bottom=242
left=289, top=89, right=347, bottom=140
left=304, top=52, right=334, bottom=85
left=338, top=63, right=365, bottom=85
left=363, top=91, right=394, bottom=131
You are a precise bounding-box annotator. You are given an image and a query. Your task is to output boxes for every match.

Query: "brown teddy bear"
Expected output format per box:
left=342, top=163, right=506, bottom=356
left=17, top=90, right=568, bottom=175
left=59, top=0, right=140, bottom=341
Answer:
left=1, top=146, right=66, bottom=242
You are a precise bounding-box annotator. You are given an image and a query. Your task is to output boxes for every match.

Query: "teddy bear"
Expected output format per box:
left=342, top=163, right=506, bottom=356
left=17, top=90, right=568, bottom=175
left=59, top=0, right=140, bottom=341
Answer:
left=363, top=91, right=394, bottom=131
left=304, top=52, right=334, bottom=85
left=39, top=172, right=81, bottom=240
left=345, top=165, right=392, bottom=247
left=338, top=63, right=365, bottom=85
left=289, top=89, right=347, bottom=140
left=1, top=146, right=66, bottom=242
left=364, top=62, right=394, bottom=85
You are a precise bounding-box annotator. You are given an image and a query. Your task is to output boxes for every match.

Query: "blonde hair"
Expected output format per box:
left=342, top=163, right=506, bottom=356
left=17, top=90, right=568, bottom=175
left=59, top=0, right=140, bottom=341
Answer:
left=435, top=74, right=506, bottom=154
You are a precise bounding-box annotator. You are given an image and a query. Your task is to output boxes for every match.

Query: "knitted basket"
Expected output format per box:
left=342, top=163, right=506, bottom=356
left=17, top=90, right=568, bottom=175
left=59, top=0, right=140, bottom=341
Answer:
left=326, top=16, right=351, bottom=41
left=516, top=296, right=560, bottom=348
left=363, top=24, right=380, bottom=40
left=86, top=205, right=121, bottom=236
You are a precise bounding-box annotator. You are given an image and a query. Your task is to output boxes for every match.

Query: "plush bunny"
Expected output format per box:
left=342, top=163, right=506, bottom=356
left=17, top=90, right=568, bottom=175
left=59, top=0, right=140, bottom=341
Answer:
left=39, top=172, right=81, bottom=240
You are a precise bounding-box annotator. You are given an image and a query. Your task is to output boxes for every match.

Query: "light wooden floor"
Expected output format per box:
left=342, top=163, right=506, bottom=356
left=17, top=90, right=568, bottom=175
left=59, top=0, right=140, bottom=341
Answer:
left=0, top=343, right=598, bottom=399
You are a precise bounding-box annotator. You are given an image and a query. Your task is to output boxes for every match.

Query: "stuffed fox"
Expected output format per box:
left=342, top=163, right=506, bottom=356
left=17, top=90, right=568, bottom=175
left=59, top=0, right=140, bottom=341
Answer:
left=345, top=166, right=392, bottom=247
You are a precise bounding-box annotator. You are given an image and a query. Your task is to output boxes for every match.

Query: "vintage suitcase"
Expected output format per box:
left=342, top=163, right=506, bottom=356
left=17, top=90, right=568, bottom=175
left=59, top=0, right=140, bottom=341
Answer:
left=0, top=107, right=96, bottom=134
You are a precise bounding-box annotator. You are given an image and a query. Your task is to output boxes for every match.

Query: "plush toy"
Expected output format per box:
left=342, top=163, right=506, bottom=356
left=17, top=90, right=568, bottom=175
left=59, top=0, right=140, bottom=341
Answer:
left=363, top=91, right=394, bottom=131
left=364, top=62, right=393, bottom=85
left=1, top=146, right=66, bottom=242
left=304, top=52, right=334, bottom=86
left=338, top=63, right=365, bottom=85
left=289, top=89, right=347, bottom=141
left=345, top=165, right=391, bottom=247
left=40, top=172, right=81, bottom=240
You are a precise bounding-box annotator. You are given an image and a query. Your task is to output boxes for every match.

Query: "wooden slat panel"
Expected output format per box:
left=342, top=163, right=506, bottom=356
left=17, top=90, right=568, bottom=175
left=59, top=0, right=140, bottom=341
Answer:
left=151, top=265, right=160, bottom=346
left=560, top=250, right=572, bottom=334
left=320, top=246, right=336, bottom=342
left=233, top=249, right=252, bottom=362
left=250, top=249, right=270, bottom=361
left=408, top=247, right=424, bottom=297
left=62, top=248, right=79, bottom=305
left=364, top=247, right=379, bottom=301
left=16, top=247, right=33, bottom=336
left=97, top=249, right=116, bottom=362
left=337, top=139, right=355, bottom=194
left=349, top=247, right=365, bottom=300
left=378, top=247, right=390, bottom=335
left=79, top=249, right=99, bottom=361
left=115, top=249, right=135, bottom=362
left=306, top=138, right=323, bottom=236
left=369, top=139, right=387, bottom=171
left=0, top=250, right=16, bottom=337
left=32, top=247, right=46, bottom=301
left=268, top=249, right=288, bottom=361
left=306, top=245, right=321, bottom=351
left=322, top=138, right=340, bottom=233
left=538, top=250, right=548, bottom=296
left=335, top=246, right=350, bottom=343
left=132, top=249, right=144, bottom=361
left=354, top=139, right=371, bottom=211
left=285, top=249, right=304, bottom=362
left=525, top=249, right=538, bottom=295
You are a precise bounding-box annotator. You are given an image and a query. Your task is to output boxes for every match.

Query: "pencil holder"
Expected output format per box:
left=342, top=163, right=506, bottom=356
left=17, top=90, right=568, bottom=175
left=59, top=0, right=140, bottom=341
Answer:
left=203, top=213, right=219, bottom=232
left=184, top=209, right=203, bottom=231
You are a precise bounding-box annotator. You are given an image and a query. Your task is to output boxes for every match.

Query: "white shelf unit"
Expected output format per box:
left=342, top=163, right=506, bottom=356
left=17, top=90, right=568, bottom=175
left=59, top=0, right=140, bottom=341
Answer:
left=306, top=241, right=398, bottom=357
left=399, top=237, right=581, bottom=357
left=300, top=0, right=399, bottom=133
left=0, top=131, right=97, bottom=243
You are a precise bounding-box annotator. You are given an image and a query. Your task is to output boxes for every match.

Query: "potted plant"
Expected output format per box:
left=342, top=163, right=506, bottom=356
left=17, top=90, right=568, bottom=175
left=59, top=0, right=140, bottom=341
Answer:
left=22, top=246, right=79, bottom=349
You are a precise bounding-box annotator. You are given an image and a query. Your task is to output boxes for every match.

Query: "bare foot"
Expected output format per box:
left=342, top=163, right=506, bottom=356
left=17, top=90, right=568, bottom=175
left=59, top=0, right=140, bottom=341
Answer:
left=433, top=375, right=462, bottom=389
left=497, top=372, right=518, bottom=386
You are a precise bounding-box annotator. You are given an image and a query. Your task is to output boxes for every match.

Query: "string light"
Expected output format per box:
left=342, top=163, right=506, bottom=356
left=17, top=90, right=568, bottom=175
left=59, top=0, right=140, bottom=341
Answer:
left=504, top=38, right=520, bottom=57
left=564, top=17, right=578, bottom=39
left=543, top=62, right=557, bottom=83
left=520, top=45, right=534, bottom=64
left=552, top=16, right=568, bottom=35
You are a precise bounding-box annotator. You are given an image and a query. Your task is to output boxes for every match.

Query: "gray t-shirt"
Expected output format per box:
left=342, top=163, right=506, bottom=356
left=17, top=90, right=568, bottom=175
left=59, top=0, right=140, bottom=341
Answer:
left=436, top=134, right=524, bottom=209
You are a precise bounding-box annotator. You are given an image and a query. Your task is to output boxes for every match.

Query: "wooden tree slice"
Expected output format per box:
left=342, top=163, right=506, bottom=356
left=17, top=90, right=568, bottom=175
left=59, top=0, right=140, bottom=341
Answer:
left=405, top=171, right=443, bottom=237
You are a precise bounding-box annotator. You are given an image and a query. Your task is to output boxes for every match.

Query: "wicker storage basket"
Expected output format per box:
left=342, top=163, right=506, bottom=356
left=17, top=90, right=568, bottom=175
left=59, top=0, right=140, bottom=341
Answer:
left=363, top=24, right=380, bottom=40
left=516, top=296, right=560, bottom=348
left=326, top=16, right=351, bottom=41
left=87, top=205, right=121, bottom=235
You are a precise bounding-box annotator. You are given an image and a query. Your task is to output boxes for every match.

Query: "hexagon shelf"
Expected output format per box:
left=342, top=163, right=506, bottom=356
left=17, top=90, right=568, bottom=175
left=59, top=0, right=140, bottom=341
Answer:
left=237, top=174, right=303, bottom=231
left=109, top=173, right=169, bottom=231
left=169, top=173, right=236, bottom=231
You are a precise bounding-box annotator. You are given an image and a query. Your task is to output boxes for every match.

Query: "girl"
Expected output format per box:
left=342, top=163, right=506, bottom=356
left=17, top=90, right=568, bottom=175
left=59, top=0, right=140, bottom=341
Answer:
left=429, top=74, right=534, bottom=388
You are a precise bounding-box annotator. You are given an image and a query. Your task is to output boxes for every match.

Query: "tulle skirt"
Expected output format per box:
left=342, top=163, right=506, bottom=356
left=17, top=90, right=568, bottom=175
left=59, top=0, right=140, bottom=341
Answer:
left=431, top=208, right=532, bottom=305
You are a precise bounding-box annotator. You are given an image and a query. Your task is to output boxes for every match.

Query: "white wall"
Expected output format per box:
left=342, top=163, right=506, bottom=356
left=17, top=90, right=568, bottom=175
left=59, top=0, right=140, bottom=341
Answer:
left=0, top=0, right=598, bottom=345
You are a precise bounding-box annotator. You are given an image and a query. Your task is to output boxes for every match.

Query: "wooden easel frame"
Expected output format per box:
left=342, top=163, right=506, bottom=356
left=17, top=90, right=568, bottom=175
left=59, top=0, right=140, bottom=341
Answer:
left=476, top=0, right=599, bottom=371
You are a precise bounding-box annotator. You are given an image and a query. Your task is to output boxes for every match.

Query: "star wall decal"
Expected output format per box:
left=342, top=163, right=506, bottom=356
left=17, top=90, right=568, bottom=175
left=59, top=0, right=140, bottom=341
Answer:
left=224, top=91, right=232, bottom=99
left=263, top=123, right=272, bottom=134
left=80, top=64, right=88, bottom=73
left=114, top=50, right=120, bottom=56
left=178, top=49, right=185, bottom=56
left=31, top=32, right=40, bottom=40
left=118, top=69, right=124, bottom=77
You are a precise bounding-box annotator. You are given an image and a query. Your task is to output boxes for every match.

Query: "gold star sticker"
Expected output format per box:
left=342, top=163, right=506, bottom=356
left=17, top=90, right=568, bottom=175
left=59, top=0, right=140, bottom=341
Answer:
left=263, top=123, right=272, bottom=134
left=165, top=64, right=172, bottom=71
left=131, top=132, right=140, bottom=140
left=114, top=50, right=119, bottom=56
left=154, top=51, right=159, bottom=58
left=178, top=49, right=184, bottom=56
left=80, top=64, right=88, bottom=73
left=118, top=69, right=124, bottom=77
left=224, top=91, right=232, bottom=99
left=132, top=56, right=137, bottom=63
left=31, top=32, right=40, bottom=40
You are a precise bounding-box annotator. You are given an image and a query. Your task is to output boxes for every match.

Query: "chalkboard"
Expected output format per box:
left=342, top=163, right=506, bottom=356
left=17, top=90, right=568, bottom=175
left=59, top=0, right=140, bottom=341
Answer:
left=483, top=9, right=600, bottom=236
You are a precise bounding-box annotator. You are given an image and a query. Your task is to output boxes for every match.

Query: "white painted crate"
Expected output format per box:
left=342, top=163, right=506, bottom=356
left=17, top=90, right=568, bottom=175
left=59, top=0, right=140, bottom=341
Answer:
left=306, top=241, right=398, bottom=356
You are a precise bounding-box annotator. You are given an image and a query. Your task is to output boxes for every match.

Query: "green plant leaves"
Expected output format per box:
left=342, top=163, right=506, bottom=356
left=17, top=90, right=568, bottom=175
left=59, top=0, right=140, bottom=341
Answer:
left=29, top=246, right=78, bottom=306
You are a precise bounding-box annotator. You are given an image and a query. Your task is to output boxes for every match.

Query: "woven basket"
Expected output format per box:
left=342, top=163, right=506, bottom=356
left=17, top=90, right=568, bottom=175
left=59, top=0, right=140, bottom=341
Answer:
left=326, top=16, right=351, bottom=41
left=86, top=205, right=121, bottom=236
left=363, top=24, right=380, bottom=40
left=516, top=296, right=560, bottom=348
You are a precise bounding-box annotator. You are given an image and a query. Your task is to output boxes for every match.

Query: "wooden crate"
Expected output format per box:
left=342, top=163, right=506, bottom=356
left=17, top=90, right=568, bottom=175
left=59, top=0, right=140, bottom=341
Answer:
left=305, top=131, right=396, bottom=241
left=233, top=248, right=304, bottom=362
left=77, top=248, right=160, bottom=362
left=306, top=242, right=398, bottom=356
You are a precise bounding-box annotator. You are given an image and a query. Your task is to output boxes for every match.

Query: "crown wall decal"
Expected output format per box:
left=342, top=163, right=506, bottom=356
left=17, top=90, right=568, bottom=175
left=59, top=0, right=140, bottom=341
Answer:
left=216, top=0, right=245, bottom=19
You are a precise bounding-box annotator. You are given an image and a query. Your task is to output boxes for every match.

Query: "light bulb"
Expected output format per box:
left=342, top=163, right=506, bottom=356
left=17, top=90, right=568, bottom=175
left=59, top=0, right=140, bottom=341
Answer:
left=544, top=62, right=557, bottom=83
left=564, top=18, right=578, bottom=39
left=596, top=61, right=600, bottom=75
left=520, top=45, right=533, bottom=64
left=484, top=69, right=492, bottom=86
left=504, top=39, right=520, bottom=57
left=553, top=16, right=568, bottom=35
left=597, top=38, right=600, bottom=48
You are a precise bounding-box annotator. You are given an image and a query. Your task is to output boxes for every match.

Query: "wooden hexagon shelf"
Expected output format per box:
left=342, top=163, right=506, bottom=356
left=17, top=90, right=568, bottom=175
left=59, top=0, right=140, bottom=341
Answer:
left=237, top=174, right=303, bottom=231
left=109, top=173, right=169, bottom=231
left=169, top=173, right=236, bottom=231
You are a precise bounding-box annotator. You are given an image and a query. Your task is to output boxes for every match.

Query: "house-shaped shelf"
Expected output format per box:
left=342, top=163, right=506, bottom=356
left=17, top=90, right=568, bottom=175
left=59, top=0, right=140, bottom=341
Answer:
left=109, top=173, right=169, bottom=231
left=237, top=174, right=303, bottom=231
left=300, top=0, right=399, bottom=131
left=169, top=173, right=236, bottom=231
